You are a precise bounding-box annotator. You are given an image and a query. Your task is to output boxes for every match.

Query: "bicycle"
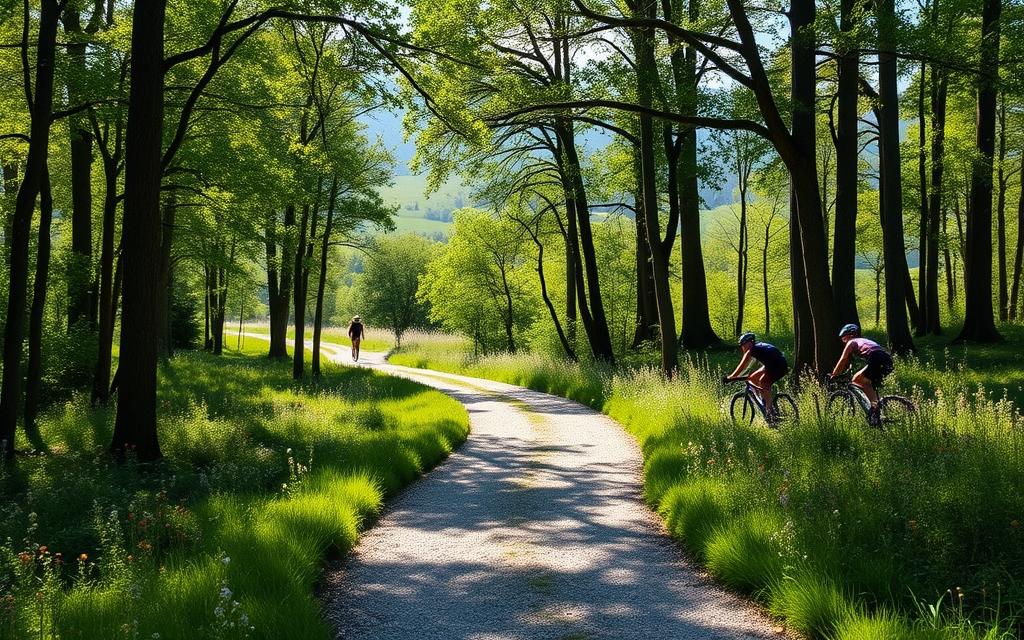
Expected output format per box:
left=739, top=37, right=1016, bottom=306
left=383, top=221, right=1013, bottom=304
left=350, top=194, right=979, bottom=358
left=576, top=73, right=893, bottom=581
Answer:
left=724, top=376, right=799, bottom=428
left=824, top=372, right=916, bottom=428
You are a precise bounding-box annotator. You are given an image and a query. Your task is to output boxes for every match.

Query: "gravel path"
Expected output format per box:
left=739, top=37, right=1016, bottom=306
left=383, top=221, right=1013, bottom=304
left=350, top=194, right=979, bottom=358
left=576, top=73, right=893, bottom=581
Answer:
left=240, top=334, right=781, bottom=638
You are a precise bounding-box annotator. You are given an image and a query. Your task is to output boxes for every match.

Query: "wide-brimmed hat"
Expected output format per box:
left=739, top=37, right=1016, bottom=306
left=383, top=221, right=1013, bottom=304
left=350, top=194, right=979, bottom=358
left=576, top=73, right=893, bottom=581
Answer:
left=353, top=315, right=361, bottom=321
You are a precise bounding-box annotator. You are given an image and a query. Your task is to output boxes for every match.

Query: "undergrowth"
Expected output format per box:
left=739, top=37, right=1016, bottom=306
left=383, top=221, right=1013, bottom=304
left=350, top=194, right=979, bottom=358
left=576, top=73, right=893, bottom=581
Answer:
left=1, top=343, right=469, bottom=639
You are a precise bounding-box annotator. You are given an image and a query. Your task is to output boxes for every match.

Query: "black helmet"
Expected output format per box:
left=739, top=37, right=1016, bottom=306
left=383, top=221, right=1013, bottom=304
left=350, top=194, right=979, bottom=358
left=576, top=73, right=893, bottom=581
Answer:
left=738, top=332, right=756, bottom=346
left=839, top=323, right=860, bottom=338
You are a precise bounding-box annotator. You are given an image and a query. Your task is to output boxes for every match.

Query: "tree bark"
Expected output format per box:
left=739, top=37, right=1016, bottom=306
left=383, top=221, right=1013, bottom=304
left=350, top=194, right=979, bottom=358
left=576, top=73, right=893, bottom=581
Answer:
left=923, top=65, right=946, bottom=334
left=556, top=121, right=615, bottom=362
left=877, top=0, right=915, bottom=354
left=633, top=5, right=679, bottom=375
left=156, top=193, right=175, bottom=358
left=915, top=61, right=929, bottom=336
left=672, top=0, right=719, bottom=350
left=64, top=7, right=95, bottom=330
left=1010, top=152, right=1024, bottom=320
left=92, top=161, right=119, bottom=404
left=110, top=0, right=166, bottom=461
left=762, top=222, right=771, bottom=335
left=996, top=95, right=1008, bottom=321
left=832, top=0, right=860, bottom=327
left=956, top=0, right=1002, bottom=342
left=23, top=168, right=53, bottom=449
left=787, top=0, right=840, bottom=373
left=1, top=0, right=62, bottom=458
left=267, top=207, right=294, bottom=358
left=631, top=155, right=657, bottom=347
left=312, top=175, right=338, bottom=377
left=292, top=204, right=310, bottom=379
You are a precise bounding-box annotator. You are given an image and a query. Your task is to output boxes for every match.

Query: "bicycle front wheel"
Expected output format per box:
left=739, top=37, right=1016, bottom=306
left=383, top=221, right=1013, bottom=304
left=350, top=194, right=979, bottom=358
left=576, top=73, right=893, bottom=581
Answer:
left=878, top=395, right=916, bottom=429
left=772, top=393, right=799, bottom=427
left=730, top=392, right=756, bottom=426
left=826, top=390, right=857, bottom=421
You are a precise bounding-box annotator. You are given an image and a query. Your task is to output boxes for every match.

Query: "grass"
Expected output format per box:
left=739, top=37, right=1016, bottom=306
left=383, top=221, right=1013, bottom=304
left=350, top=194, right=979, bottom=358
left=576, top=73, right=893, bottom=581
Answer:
left=0, top=339, right=469, bottom=639
left=390, top=331, right=1024, bottom=639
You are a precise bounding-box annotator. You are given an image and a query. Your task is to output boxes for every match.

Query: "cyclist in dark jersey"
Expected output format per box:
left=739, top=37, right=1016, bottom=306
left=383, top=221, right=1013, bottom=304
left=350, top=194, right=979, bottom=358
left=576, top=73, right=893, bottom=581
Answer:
left=828, top=323, right=894, bottom=416
left=724, top=332, right=789, bottom=417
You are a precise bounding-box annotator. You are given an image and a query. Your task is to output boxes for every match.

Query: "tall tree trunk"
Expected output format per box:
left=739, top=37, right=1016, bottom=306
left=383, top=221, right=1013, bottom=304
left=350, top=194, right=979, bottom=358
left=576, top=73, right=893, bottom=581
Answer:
left=110, top=0, right=166, bottom=461
left=916, top=61, right=929, bottom=336
left=789, top=190, right=814, bottom=372
left=763, top=223, right=771, bottom=335
left=156, top=193, right=175, bottom=358
left=924, top=65, right=947, bottom=334
left=787, top=0, right=840, bottom=373
left=634, top=5, right=679, bottom=375
left=1, top=0, right=62, bottom=458
left=675, top=0, right=719, bottom=349
left=631, top=156, right=657, bottom=347
left=944, top=209, right=955, bottom=312
left=956, top=0, right=1002, bottom=342
left=267, top=207, right=294, bottom=358
left=312, top=176, right=338, bottom=377
left=557, top=122, right=615, bottom=362
left=832, top=0, right=861, bottom=328
left=735, top=168, right=748, bottom=337
left=292, top=204, right=310, bottom=379
left=996, top=95, right=1008, bottom=321
left=92, top=159, right=119, bottom=404
left=877, top=0, right=915, bottom=353
left=1010, top=152, right=1024, bottom=320
left=23, top=168, right=53, bottom=449
left=65, top=8, right=95, bottom=330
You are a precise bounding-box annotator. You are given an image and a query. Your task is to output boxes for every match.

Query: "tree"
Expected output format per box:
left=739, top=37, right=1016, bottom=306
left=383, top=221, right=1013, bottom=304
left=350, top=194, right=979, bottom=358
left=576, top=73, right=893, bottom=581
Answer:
left=955, top=0, right=1002, bottom=342
left=420, top=210, right=536, bottom=354
left=360, top=234, right=433, bottom=347
left=1, top=0, right=66, bottom=458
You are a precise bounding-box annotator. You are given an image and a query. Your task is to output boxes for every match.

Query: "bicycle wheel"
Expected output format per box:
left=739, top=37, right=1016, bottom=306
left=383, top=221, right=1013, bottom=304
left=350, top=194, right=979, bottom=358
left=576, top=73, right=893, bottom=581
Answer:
left=878, top=395, right=916, bottom=429
left=826, top=390, right=857, bottom=421
left=772, top=393, right=799, bottom=427
left=730, top=392, right=756, bottom=426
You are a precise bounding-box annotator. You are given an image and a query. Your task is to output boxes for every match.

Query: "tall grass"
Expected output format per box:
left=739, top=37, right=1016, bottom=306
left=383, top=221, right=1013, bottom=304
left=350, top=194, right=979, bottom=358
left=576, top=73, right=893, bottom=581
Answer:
left=392, top=333, right=1024, bottom=639
left=1, top=343, right=469, bottom=639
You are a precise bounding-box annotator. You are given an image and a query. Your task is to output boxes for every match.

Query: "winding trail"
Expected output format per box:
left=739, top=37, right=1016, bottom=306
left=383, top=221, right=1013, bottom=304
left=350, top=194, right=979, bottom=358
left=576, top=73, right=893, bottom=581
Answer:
left=242, top=334, right=781, bottom=639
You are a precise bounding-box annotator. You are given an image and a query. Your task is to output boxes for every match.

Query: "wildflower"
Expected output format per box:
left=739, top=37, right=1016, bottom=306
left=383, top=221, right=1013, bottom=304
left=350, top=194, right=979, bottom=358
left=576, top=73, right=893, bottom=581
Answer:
left=38, top=545, right=48, bottom=555
left=17, top=551, right=32, bottom=566
left=1012, top=520, right=1020, bottom=529
left=79, top=553, right=88, bottom=562
left=220, top=586, right=233, bottom=600
left=221, top=556, right=231, bottom=566
left=908, top=520, right=918, bottom=530
left=138, top=541, right=153, bottom=552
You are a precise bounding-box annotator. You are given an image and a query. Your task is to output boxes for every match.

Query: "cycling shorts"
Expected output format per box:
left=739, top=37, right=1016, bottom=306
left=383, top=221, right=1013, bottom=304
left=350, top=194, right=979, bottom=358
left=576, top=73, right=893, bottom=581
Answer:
left=863, top=350, right=894, bottom=385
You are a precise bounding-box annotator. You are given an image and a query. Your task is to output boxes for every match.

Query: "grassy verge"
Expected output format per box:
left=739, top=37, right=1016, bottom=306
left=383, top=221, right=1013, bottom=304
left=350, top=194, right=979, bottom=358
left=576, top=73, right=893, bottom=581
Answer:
left=391, top=334, right=1023, bottom=639
left=1, top=340, right=469, bottom=639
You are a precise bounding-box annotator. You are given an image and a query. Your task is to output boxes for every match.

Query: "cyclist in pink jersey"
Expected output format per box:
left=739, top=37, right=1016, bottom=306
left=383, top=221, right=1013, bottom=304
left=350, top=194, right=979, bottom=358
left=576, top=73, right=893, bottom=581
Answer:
left=828, top=323, right=894, bottom=416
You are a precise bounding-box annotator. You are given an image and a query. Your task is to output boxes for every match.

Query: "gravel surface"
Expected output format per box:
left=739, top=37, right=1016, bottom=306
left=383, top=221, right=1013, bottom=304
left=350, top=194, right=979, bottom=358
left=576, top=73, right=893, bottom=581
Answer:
left=304, top=343, right=779, bottom=640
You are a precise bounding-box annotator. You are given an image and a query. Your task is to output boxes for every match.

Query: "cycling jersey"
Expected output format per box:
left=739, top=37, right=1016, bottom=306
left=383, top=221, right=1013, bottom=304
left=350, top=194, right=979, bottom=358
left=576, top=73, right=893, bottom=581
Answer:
left=751, top=342, right=788, bottom=379
left=847, top=337, right=884, bottom=359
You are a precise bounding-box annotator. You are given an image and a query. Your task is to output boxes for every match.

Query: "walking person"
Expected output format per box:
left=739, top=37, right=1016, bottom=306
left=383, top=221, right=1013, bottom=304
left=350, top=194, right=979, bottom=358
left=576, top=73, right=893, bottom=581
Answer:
left=348, top=315, right=365, bottom=362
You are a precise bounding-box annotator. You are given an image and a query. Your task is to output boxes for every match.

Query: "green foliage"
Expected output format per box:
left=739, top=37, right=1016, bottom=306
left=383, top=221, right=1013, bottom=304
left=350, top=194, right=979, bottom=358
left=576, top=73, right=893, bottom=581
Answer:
left=0, top=346, right=469, bottom=639
left=419, top=210, right=538, bottom=354
left=359, top=233, right=434, bottom=346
